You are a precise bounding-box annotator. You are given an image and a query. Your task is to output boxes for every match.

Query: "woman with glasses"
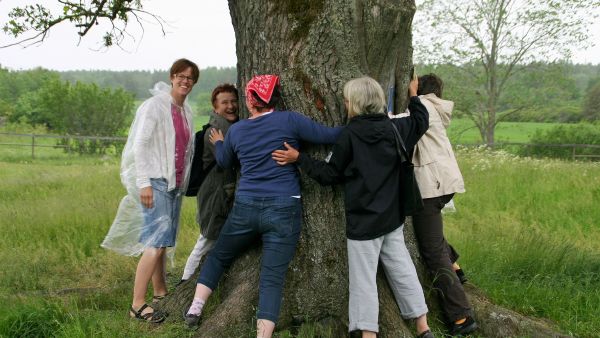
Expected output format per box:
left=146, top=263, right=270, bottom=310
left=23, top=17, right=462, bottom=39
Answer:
left=108, top=58, right=199, bottom=323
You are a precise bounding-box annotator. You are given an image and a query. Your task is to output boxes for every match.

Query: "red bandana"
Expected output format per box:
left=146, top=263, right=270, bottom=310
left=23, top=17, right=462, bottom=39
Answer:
left=245, top=75, right=280, bottom=108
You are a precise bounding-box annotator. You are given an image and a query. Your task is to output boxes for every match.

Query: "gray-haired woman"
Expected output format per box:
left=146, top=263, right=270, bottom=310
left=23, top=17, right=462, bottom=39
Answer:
left=272, top=76, right=434, bottom=338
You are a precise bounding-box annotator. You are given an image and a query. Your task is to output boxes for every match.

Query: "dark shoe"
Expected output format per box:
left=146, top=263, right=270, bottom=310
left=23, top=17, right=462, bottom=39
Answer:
left=455, top=268, right=468, bottom=284
left=417, top=329, right=435, bottom=338
left=183, top=306, right=201, bottom=329
left=450, top=316, right=478, bottom=336
left=348, top=330, right=362, bottom=338
left=129, top=303, right=166, bottom=324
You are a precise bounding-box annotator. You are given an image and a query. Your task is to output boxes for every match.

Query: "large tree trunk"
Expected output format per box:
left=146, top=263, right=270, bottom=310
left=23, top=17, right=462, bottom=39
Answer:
left=160, top=1, right=569, bottom=336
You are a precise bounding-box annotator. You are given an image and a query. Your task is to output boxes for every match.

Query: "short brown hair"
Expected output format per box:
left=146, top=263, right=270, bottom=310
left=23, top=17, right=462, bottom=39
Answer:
left=211, top=83, right=239, bottom=108
left=170, top=58, right=200, bottom=83
left=417, top=73, right=444, bottom=98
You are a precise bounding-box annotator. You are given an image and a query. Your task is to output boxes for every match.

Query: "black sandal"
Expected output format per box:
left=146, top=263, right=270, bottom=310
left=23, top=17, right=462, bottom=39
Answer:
left=129, top=303, right=166, bottom=324
left=152, top=294, right=168, bottom=303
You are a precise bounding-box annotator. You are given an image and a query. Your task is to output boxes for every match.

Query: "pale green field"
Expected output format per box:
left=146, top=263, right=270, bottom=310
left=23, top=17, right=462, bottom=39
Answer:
left=447, top=118, right=562, bottom=144
left=1, top=147, right=599, bottom=337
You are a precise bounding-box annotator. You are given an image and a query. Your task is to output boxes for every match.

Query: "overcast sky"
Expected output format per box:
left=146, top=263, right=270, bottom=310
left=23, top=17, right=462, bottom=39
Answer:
left=0, top=1, right=237, bottom=71
left=0, top=0, right=598, bottom=71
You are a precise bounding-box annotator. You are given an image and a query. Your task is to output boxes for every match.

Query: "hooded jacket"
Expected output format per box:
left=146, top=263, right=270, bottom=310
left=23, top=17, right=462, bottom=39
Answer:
left=297, top=96, right=429, bottom=240
left=197, top=112, right=237, bottom=239
left=413, top=93, right=465, bottom=199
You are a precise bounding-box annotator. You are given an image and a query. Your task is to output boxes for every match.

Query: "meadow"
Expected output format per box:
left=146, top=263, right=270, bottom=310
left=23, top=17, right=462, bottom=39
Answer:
left=446, top=118, right=563, bottom=144
left=0, top=123, right=599, bottom=337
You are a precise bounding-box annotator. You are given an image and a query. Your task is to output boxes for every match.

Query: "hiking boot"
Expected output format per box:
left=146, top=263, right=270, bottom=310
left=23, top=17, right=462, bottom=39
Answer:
left=450, top=316, right=478, bottom=336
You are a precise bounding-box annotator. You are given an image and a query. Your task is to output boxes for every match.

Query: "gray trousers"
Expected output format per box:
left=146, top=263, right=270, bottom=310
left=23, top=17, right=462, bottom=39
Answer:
left=347, top=225, right=428, bottom=333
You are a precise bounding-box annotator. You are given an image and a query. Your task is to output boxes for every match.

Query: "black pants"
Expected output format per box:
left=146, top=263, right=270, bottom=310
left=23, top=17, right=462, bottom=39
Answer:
left=412, top=194, right=471, bottom=322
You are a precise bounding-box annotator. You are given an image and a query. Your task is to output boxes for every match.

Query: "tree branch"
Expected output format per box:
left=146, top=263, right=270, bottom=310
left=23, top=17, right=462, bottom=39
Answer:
left=1, top=1, right=165, bottom=48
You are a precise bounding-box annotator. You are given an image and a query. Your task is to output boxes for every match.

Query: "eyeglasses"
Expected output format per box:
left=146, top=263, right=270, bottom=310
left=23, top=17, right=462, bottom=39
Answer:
left=175, top=74, right=195, bottom=83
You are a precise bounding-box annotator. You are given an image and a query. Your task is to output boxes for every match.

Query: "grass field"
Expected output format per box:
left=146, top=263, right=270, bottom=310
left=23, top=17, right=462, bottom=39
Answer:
left=447, top=118, right=563, bottom=144
left=1, top=117, right=599, bottom=337
left=1, top=145, right=599, bottom=337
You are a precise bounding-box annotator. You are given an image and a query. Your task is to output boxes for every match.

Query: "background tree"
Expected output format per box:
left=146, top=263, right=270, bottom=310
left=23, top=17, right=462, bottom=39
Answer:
left=414, top=0, right=600, bottom=145
left=583, top=80, right=600, bottom=121
left=419, top=62, right=584, bottom=132
left=2, top=1, right=574, bottom=336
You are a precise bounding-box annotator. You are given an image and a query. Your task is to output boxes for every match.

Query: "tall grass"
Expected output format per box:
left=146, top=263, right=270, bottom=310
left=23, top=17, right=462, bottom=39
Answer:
left=0, top=161, right=199, bottom=337
left=446, top=147, right=600, bottom=337
left=0, top=148, right=598, bottom=337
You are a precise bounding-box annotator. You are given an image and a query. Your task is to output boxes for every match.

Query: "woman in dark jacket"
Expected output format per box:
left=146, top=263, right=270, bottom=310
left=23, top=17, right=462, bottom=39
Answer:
left=272, top=76, right=434, bottom=338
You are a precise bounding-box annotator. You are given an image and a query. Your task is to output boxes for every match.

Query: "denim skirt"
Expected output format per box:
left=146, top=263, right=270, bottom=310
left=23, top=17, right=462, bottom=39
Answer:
left=139, top=178, right=182, bottom=248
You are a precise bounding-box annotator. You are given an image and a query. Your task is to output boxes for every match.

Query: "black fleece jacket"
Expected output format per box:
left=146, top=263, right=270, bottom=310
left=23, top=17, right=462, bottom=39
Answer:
left=297, top=96, right=428, bottom=240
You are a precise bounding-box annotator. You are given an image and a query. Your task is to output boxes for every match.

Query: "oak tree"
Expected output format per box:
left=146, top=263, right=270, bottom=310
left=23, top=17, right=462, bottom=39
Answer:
left=3, top=1, right=572, bottom=336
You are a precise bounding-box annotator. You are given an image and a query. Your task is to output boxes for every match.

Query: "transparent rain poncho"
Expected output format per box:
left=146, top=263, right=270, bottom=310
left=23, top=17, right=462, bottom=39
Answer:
left=101, top=82, right=194, bottom=258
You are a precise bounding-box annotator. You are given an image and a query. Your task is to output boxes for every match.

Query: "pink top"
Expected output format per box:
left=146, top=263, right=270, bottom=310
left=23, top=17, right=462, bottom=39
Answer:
left=171, top=104, right=190, bottom=187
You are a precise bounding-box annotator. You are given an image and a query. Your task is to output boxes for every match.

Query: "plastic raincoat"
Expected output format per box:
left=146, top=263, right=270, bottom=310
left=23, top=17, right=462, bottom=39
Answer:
left=101, top=82, right=194, bottom=256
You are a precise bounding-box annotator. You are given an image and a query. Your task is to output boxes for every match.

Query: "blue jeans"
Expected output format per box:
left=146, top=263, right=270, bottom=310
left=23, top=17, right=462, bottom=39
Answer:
left=197, top=195, right=302, bottom=323
left=140, top=178, right=182, bottom=247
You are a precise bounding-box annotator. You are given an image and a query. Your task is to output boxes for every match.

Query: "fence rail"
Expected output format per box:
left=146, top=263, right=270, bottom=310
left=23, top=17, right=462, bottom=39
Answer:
left=1, top=132, right=600, bottom=160
left=0, top=132, right=127, bottom=158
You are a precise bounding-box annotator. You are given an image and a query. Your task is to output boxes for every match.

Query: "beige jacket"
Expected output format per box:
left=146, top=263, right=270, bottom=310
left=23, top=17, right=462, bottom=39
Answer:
left=412, top=93, right=465, bottom=199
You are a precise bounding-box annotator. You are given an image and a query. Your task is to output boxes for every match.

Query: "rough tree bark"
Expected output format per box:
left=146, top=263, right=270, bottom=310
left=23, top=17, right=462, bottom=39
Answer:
left=160, top=1, right=569, bottom=337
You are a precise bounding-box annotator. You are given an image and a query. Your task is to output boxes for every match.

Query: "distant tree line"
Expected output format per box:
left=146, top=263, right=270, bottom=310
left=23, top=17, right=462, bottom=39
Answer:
left=0, top=63, right=599, bottom=153
left=0, top=66, right=236, bottom=153
left=60, top=67, right=237, bottom=115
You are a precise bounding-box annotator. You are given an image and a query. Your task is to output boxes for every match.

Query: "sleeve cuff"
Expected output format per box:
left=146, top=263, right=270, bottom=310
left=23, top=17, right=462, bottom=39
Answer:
left=136, top=178, right=151, bottom=189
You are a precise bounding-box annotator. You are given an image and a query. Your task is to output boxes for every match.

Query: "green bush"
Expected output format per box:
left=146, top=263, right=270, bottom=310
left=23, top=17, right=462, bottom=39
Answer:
left=520, top=122, right=600, bottom=159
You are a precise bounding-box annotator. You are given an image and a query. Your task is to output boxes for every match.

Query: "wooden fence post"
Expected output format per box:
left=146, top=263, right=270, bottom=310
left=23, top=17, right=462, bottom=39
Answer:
left=31, top=134, right=35, bottom=159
